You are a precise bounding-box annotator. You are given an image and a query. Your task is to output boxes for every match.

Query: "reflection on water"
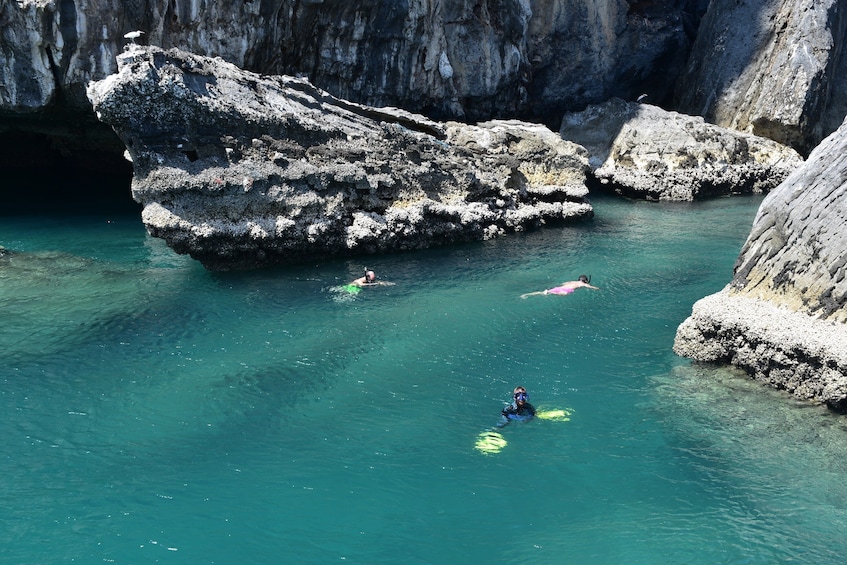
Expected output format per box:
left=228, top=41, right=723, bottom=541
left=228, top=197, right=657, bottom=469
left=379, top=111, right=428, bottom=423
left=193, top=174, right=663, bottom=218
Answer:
left=3, top=193, right=847, bottom=563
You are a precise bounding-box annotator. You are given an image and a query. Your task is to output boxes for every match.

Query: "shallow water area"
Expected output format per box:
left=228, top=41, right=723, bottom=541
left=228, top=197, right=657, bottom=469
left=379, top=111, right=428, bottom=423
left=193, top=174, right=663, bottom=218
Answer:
left=3, top=191, right=847, bottom=564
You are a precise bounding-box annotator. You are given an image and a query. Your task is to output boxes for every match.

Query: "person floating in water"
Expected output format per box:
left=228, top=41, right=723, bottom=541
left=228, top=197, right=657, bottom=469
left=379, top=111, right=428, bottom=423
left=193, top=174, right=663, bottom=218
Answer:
left=520, top=274, right=599, bottom=298
left=498, top=386, right=536, bottom=427
left=350, top=269, right=394, bottom=287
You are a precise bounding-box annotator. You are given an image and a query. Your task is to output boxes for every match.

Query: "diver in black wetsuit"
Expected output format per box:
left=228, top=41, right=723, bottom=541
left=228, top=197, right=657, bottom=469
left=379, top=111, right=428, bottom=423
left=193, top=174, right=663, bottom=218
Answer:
left=498, top=386, right=536, bottom=427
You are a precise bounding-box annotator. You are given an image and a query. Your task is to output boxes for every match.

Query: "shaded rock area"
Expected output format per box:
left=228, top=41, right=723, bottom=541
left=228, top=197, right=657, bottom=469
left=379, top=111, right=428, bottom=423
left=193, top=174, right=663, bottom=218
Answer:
left=0, top=0, right=701, bottom=173
left=559, top=98, right=803, bottom=200
left=675, top=116, right=847, bottom=410
left=87, top=47, right=592, bottom=271
left=1, top=0, right=698, bottom=125
left=675, top=0, right=847, bottom=156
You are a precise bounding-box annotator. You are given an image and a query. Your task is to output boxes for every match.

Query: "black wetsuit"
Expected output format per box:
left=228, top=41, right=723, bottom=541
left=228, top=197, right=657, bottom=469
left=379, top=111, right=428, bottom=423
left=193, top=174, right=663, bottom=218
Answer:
left=498, top=401, right=536, bottom=426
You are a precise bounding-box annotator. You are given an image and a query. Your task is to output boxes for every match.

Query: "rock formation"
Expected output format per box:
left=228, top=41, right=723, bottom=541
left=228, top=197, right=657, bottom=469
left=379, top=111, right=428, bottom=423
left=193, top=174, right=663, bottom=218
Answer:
left=559, top=98, right=803, bottom=200
left=1, top=1, right=696, bottom=122
left=675, top=0, right=847, bottom=156
left=1, top=1, right=699, bottom=170
left=674, top=116, right=847, bottom=410
left=87, top=46, right=592, bottom=270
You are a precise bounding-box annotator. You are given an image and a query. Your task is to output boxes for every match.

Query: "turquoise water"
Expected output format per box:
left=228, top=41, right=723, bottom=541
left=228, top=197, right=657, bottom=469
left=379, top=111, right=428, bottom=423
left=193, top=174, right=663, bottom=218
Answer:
left=3, top=191, right=847, bottom=564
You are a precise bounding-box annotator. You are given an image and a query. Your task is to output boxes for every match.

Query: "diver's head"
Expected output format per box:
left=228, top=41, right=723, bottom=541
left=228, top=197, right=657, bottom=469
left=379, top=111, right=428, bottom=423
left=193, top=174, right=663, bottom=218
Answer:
left=365, top=270, right=376, bottom=283
left=513, top=386, right=528, bottom=404
left=578, top=274, right=590, bottom=283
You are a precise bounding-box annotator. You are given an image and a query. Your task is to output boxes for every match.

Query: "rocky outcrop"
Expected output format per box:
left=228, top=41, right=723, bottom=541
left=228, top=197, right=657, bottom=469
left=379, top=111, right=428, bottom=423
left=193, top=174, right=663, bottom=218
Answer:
left=675, top=0, right=847, bottom=156
left=1, top=1, right=696, bottom=123
left=559, top=98, right=803, bottom=201
left=0, top=1, right=701, bottom=172
left=87, top=46, right=592, bottom=270
left=674, top=115, right=847, bottom=410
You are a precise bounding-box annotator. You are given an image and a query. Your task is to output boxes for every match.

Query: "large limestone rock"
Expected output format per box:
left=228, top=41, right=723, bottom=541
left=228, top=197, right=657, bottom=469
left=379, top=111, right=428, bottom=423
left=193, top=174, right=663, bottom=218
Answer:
left=674, top=115, right=847, bottom=410
left=675, top=0, right=847, bottom=155
left=87, top=47, right=592, bottom=270
left=559, top=98, right=803, bottom=200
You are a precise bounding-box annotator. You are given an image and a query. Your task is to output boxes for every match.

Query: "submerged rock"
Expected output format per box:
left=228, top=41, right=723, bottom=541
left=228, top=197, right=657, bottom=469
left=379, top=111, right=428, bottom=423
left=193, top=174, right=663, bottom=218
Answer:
left=559, top=98, right=803, bottom=201
left=674, top=115, right=847, bottom=410
left=87, top=47, right=592, bottom=271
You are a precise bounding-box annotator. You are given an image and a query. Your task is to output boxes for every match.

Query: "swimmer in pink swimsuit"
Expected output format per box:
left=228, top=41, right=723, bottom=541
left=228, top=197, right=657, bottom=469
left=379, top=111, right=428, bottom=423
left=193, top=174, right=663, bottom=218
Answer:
left=520, top=274, right=599, bottom=298
left=546, top=285, right=575, bottom=295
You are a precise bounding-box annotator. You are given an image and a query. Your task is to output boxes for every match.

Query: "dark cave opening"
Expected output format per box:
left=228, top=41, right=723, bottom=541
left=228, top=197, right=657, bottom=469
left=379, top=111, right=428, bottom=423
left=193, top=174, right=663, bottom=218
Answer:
left=0, top=116, right=137, bottom=214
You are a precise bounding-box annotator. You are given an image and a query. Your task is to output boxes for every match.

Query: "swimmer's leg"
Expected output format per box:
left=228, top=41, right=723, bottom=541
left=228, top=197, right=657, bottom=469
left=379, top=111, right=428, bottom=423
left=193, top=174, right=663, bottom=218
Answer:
left=520, top=291, right=546, bottom=299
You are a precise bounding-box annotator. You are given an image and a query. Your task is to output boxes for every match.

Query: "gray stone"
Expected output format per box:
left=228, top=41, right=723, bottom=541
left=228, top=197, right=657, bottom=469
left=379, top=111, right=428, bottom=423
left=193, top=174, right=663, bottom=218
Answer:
left=674, top=293, right=847, bottom=411
left=87, top=47, right=592, bottom=270
left=1, top=1, right=694, bottom=125
left=675, top=0, right=847, bottom=155
left=675, top=114, right=847, bottom=409
left=560, top=98, right=803, bottom=201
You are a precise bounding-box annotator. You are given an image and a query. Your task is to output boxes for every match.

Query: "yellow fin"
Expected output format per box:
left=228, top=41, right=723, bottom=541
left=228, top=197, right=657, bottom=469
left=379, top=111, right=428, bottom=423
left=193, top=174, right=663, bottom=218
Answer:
left=475, top=431, right=507, bottom=454
left=536, top=408, right=572, bottom=422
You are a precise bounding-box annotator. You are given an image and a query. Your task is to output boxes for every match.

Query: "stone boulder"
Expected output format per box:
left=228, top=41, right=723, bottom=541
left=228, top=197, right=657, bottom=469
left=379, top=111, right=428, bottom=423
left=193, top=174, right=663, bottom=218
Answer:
left=559, top=98, right=803, bottom=201
left=87, top=47, right=592, bottom=271
left=674, top=114, right=847, bottom=410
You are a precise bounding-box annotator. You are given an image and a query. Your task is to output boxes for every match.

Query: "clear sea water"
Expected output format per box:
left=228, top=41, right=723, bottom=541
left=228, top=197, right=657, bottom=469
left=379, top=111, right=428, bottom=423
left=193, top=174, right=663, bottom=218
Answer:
left=3, top=187, right=847, bottom=564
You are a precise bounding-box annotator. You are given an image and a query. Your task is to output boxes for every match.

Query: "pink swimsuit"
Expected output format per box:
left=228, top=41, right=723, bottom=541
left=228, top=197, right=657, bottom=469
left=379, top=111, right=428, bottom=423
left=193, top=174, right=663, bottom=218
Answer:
left=547, top=286, right=575, bottom=295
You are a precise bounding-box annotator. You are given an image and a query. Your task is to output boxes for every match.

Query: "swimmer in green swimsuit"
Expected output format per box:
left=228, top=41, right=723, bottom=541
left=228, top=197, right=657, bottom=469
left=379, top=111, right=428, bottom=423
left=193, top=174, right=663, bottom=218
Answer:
left=350, top=269, right=395, bottom=287
left=520, top=274, right=599, bottom=298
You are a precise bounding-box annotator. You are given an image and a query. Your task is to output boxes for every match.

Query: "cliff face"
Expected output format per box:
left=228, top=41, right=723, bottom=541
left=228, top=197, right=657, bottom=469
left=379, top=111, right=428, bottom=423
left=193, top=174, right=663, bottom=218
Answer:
left=675, top=0, right=847, bottom=156
left=674, top=116, right=847, bottom=410
left=0, top=0, right=697, bottom=170
left=4, top=1, right=846, bottom=162
left=730, top=116, right=847, bottom=323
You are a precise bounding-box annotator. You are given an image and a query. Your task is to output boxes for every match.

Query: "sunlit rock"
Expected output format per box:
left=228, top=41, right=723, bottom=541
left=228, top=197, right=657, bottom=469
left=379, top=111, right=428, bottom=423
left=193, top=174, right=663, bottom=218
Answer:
left=675, top=115, right=847, bottom=410
left=87, top=47, right=592, bottom=270
left=560, top=98, right=803, bottom=201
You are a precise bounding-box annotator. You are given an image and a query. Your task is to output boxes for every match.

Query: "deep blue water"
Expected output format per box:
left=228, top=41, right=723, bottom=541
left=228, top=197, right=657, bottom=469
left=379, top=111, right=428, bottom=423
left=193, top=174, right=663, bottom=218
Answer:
left=2, top=191, right=847, bottom=564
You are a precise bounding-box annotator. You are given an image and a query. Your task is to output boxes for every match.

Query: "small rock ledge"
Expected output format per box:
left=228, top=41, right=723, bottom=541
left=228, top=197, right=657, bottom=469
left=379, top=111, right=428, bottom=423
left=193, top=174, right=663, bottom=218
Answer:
left=674, top=292, right=847, bottom=411
left=560, top=98, right=802, bottom=201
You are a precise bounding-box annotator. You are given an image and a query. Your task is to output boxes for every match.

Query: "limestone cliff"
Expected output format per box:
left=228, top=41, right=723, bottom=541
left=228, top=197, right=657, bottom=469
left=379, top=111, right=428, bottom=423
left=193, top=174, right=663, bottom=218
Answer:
left=0, top=0, right=698, bottom=168
left=87, top=47, right=592, bottom=270
left=676, top=0, right=847, bottom=156
left=674, top=116, right=847, bottom=410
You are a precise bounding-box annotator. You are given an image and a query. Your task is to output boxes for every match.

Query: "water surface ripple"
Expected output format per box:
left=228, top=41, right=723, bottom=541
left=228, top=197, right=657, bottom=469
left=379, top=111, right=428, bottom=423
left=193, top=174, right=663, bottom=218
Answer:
left=3, top=194, right=847, bottom=564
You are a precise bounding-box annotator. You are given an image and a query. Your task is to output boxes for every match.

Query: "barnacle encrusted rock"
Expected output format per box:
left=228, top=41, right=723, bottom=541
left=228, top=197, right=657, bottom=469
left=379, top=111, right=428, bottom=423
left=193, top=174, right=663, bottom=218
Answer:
left=560, top=98, right=803, bottom=201
left=87, top=47, right=592, bottom=270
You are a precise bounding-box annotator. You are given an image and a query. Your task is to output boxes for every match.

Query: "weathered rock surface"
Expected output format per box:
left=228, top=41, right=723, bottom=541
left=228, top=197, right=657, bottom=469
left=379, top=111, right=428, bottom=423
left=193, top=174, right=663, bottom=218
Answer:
left=87, top=47, right=592, bottom=271
left=675, top=0, right=847, bottom=155
left=1, top=1, right=697, bottom=122
left=674, top=115, right=847, bottom=410
left=559, top=98, right=803, bottom=200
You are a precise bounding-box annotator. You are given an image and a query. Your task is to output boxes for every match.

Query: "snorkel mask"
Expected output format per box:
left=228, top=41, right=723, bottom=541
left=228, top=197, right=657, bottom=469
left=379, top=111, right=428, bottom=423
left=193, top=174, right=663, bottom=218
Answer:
left=514, top=391, right=528, bottom=403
